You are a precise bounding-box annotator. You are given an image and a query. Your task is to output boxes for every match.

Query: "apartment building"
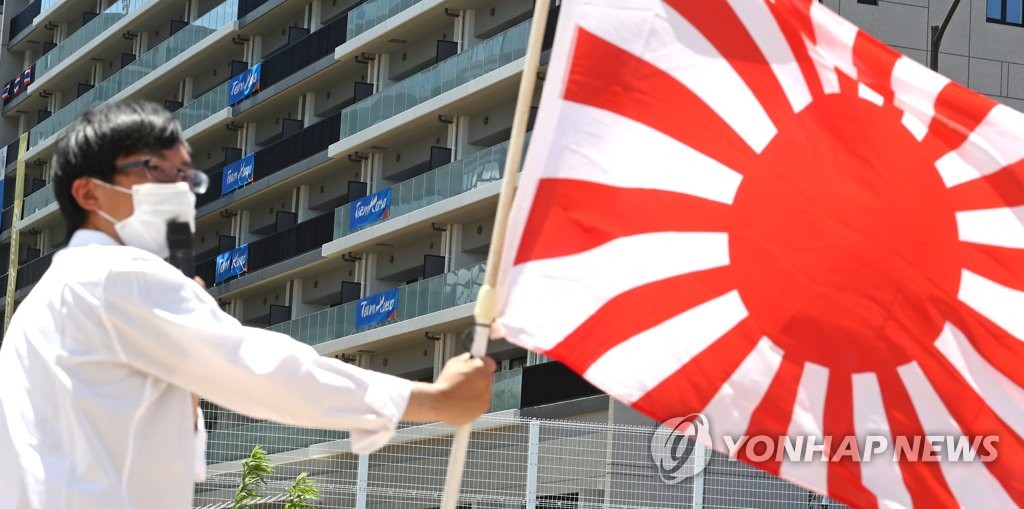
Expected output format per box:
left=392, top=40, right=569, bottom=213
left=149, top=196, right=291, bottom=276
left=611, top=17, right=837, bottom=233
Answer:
left=0, top=0, right=1019, bottom=507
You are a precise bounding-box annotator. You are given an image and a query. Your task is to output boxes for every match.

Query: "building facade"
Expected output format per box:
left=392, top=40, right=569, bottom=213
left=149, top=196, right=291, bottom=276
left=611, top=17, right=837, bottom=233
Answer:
left=0, top=0, right=1018, bottom=507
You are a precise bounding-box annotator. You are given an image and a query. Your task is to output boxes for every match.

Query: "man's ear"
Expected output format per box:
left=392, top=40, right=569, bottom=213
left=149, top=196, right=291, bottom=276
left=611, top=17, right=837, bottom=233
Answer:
left=70, top=178, right=101, bottom=212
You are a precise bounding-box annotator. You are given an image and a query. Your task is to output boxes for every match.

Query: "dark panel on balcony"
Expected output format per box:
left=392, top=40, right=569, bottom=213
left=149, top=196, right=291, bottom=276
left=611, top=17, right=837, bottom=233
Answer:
left=195, top=257, right=215, bottom=288
left=9, top=0, right=41, bottom=41
left=224, top=147, right=243, bottom=164
left=196, top=171, right=222, bottom=207
left=252, top=112, right=340, bottom=180
left=230, top=59, right=249, bottom=76
left=346, top=180, right=367, bottom=203
left=543, top=3, right=561, bottom=51
left=77, top=83, right=94, bottom=98
left=237, top=0, right=272, bottom=19
left=218, top=235, right=236, bottom=253
left=1, top=207, right=12, bottom=233
left=6, top=139, right=19, bottom=167
left=321, top=81, right=375, bottom=117
left=257, top=117, right=303, bottom=147
left=387, top=146, right=453, bottom=182
left=269, top=304, right=290, bottom=325
left=16, top=249, right=56, bottom=290
left=246, top=211, right=333, bottom=272
left=82, top=11, right=98, bottom=24
left=251, top=210, right=296, bottom=236
left=353, top=81, right=373, bottom=102
left=169, top=19, right=189, bottom=37
left=121, top=53, right=137, bottom=69
left=260, top=14, right=347, bottom=89
left=42, top=41, right=57, bottom=55
left=163, top=100, right=183, bottom=113
left=436, top=39, right=458, bottom=63
left=423, top=254, right=445, bottom=279
left=520, top=361, right=602, bottom=408
left=37, top=109, right=51, bottom=124
left=195, top=148, right=240, bottom=207
left=339, top=281, right=361, bottom=305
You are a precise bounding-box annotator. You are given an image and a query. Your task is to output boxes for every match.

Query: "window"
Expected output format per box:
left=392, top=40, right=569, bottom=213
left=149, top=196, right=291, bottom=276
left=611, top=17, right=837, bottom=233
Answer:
left=989, top=0, right=1024, bottom=25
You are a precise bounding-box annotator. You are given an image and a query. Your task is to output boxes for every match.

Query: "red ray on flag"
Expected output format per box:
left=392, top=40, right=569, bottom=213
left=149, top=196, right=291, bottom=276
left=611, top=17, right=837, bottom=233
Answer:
left=494, top=0, right=1024, bottom=507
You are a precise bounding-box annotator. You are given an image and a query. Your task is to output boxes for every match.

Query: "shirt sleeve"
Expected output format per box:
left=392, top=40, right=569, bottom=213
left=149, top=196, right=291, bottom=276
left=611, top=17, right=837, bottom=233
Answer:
left=99, top=262, right=413, bottom=454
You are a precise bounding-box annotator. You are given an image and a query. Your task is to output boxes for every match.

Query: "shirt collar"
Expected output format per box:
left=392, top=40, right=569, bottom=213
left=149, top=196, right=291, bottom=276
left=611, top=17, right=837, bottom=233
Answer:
left=68, top=229, right=121, bottom=248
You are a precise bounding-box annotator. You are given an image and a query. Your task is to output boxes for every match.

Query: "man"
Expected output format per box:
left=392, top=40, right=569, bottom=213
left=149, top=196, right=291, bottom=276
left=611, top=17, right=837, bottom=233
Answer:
left=0, top=100, right=496, bottom=507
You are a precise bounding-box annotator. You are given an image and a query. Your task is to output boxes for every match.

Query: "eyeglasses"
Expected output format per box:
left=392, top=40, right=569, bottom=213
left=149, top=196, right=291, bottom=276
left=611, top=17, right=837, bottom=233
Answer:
left=115, top=157, right=209, bottom=194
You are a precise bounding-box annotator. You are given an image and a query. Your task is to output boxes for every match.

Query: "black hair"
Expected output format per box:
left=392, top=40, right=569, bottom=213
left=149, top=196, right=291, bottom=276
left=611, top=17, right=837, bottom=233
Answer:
left=53, top=99, right=183, bottom=236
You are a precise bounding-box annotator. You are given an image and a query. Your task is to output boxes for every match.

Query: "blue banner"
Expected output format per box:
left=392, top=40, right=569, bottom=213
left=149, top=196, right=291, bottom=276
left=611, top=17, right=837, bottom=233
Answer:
left=355, top=288, right=399, bottom=329
left=214, top=244, right=249, bottom=284
left=349, top=188, right=391, bottom=230
left=228, top=63, right=261, bottom=105
left=221, top=153, right=255, bottom=196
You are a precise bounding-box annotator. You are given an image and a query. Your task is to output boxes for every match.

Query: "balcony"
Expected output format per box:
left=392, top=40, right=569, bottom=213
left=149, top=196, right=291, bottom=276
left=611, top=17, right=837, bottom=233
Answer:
left=22, top=181, right=55, bottom=219
left=16, top=249, right=57, bottom=290
left=246, top=211, right=334, bottom=274
left=333, top=136, right=524, bottom=238
left=31, top=0, right=147, bottom=84
left=9, top=0, right=41, bottom=42
left=28, top=0, right=239, bottom=151
left=258, top=112, right=341, bottom=178
left=346, top=0, right=423, bottom=41
left=236, top=0, right=272, bottom=20
left=340, top=18, right=531, bottom=137
left=259, top=12, right=347, bottom=90
left=268, top=262, right=484, bottom=346
left=197, top=112, right=340, bottom=210
left=176, top=82, right=229, bottom=132
left=1, top=206, right=14, bottom=234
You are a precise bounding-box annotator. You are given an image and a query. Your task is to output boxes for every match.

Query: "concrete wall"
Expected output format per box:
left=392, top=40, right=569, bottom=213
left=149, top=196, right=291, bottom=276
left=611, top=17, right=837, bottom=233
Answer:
left=823, top=0, right=1024, bottom=111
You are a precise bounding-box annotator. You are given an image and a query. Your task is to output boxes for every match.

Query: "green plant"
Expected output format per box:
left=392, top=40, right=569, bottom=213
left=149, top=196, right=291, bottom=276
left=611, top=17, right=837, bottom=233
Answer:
left=283, top=471, right=320, bottom=509
left=232, top=445, right=274, bottom=508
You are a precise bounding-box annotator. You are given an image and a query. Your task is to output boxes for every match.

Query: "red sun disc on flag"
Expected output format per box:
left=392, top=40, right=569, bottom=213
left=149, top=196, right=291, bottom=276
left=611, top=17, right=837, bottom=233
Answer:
left=497, top=1, right=1024, bottom=507
left=729, top=90, right=962, bottom=373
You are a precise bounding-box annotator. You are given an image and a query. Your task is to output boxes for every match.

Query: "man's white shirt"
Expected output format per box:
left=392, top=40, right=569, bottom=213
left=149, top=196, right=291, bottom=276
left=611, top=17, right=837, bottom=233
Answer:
left=0, top=229, right=412, bottom=508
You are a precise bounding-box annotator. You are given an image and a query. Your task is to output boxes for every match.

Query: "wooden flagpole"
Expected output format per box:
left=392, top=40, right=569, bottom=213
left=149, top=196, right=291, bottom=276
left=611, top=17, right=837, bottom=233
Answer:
left=440, top=0, right=552, bottom=506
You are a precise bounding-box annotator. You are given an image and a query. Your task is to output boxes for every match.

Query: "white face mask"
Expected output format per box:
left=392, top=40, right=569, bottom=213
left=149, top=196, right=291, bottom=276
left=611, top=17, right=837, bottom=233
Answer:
left=93, top=180, right=196, bottom=258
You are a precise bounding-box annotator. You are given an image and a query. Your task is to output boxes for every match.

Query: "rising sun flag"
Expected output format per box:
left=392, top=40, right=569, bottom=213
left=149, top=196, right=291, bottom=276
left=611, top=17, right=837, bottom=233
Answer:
left=492, top=0, right=1024, bottom=507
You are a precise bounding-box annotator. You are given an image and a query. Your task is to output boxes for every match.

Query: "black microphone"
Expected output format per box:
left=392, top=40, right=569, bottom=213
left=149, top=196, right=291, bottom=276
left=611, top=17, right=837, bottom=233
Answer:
left=167, top=221, right=195, bottom=278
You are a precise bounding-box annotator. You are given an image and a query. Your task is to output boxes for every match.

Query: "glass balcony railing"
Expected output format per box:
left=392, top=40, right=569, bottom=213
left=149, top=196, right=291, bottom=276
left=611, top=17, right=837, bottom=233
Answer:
left=175, top=82, right=228, bottom=132
left=346, top=0, right=422, bottom=40
left=29, top=0, right=238, bottom=150
left=35, top=0, right=148, bottom=81
left=268, top=262, right=485, bottom=346
left=490, top=367, right=522, bottom=413
left=22, top=182, right=55, bottom=218
left=340, top=18, right=530, bottom=137
left=334, top=135, right=528, bottom=238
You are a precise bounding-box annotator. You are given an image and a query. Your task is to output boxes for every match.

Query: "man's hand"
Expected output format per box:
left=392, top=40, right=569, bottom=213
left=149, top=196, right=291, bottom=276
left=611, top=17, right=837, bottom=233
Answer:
left=403, top=353, right=497, bottom=425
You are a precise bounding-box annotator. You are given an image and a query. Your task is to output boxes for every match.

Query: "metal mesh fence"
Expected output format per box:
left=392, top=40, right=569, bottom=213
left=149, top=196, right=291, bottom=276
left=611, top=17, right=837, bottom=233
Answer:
left=194, top=409, right=847, bottom=508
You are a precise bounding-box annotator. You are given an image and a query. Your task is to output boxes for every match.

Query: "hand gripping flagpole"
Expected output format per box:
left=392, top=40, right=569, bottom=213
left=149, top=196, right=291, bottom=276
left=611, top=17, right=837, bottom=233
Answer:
left=440, top=0, right=551, bottom=507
